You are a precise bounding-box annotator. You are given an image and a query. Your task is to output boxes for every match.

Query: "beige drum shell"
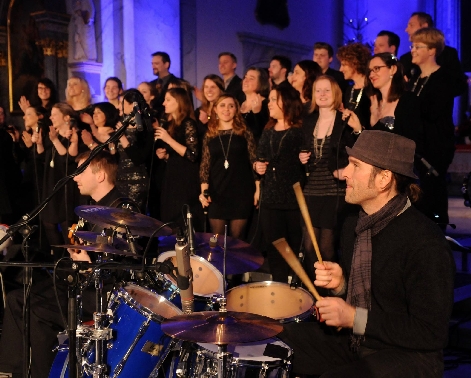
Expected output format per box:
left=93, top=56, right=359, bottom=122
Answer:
left=157, top=251, right=224, bottom=296
left=226, top=281, right=314, bottom=322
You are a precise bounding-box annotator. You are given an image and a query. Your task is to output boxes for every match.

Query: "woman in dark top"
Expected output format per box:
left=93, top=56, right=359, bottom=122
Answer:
left=195, top=74, right=225, bottom=137
left=291, top=60, right=322, bottom=111
left=155, top=88, right=202, bottom=230
left=18, top=78, right=58, bottom=121
left=368, top=53, right=423, bottom=147
left=115, top=90, right=154, bottom=212
left=104, top=76, right=124, bottom=109
left=240, top=67, right=270, bottom=142
left=299, top=76, right=356, bottom=276
left=80, top=102, right=119, bottom=151
left=337, top=43, right=371, bottom=127
left=199, top=94, right=258, bottom=239
left=409, top=28, right=455, bottom=229
left=32, top=103, right=84, bottom=255
left=254, top=86, right=304, bottom=282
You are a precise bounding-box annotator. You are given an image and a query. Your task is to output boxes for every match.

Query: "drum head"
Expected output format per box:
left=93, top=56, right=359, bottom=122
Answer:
left=226, top=281, right=314, bottom=322
left=157, top=251, right=224, bottom=296
left=123, top=284, right=182, bottom=320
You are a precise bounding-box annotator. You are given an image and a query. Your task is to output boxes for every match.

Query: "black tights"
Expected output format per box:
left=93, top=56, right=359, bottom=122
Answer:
left=303, top=226, right=336, bottom=281
left=209, top=218, right=248, bottom=240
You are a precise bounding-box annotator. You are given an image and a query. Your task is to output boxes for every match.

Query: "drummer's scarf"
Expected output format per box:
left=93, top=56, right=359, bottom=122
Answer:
left=346, top=194, right=408, bottom=351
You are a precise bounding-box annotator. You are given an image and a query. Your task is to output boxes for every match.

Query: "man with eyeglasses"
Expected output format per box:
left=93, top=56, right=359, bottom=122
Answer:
left=399, top=11, right=467, bottom=97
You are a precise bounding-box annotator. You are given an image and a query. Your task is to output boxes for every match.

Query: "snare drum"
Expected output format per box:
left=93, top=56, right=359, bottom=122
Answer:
left=169, top=338, right=292, bottom=378
left=157, top=251, right=224, bottom=296
left=226, top=281, right=314, bottom=322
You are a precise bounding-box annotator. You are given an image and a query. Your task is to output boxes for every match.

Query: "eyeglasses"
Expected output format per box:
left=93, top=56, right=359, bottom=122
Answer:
left=368, top=66, right=387, bottom=74
left=409, top=45, right=428, bottom=50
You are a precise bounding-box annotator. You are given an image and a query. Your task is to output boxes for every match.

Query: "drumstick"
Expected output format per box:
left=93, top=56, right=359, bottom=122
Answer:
left=272, top=238, right=321, bottom=301
left=293, top=182, right=323, bottom=264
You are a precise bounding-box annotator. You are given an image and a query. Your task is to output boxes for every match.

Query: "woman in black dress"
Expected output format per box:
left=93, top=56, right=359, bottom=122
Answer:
left=240, top=67, right=270, bottom=142
left=31, top=103, right=84, bottom=254
left=254, top=86, right=304, bottom=282
left=115, top=90, right=154, bottom=212
left=409, top=28, right=455, bottom=229
left=199, top=94, right=258, bottom=239
left=155, top=88, right=202, bottom=230
left=299, top=76, right=356, bottom=273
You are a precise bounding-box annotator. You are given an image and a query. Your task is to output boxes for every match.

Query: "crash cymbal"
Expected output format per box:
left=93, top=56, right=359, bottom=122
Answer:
left=157, top=233, right=263, bottom=274
left=161, top=311, right=282, bottom=345
left=74, top=231, right=141, bottom=251
left=75, top=205, right=173, bottom=237
left=54, top=244, right=138, bottom=257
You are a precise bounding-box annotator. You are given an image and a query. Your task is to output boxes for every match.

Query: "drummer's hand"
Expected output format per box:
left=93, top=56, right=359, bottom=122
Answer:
left=67, top=248, right=92, bottom=263
left=199, top=193, right=211, bottom=208
left=316, top=297, right=355, bottom=328
left=314, top=261, right=344, bottom=293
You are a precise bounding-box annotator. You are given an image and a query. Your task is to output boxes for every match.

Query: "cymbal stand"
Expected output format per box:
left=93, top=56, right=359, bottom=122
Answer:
left=89, top=255, right=113, bottom=377
left=216, top=225, right=229, bottom=378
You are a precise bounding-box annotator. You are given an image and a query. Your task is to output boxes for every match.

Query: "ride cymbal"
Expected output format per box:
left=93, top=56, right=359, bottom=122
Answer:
left=54, top=243, right=138, bottom=257
left=161, top=311, right=283, bottom=345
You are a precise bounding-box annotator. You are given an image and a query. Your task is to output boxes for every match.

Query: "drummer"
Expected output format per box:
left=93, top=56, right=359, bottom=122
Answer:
left=0, top=150, right=137, bottom=377
left=280, top=131, right=454, bottom=377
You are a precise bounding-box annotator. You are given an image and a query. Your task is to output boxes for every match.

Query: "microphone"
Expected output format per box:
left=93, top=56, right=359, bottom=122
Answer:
left=175, top=228, right=194, bottom=314
left=133, top=102, right=144, bottom=132
left=300, top=149, right=310, bottom=177
left=416, top=153, right=439, bottom=177
left=187, top=210, right=195, bottom=255
left=203, top=190, right=209, bottom=216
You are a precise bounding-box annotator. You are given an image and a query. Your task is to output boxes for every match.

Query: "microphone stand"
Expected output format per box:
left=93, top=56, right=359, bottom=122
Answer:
left=0, top=111, right=136, bottom=378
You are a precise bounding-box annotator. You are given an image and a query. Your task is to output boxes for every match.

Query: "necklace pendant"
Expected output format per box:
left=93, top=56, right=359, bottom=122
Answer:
left=50, top=159, right=54, bottom=168
left=224, top=159, right=229, bottom=169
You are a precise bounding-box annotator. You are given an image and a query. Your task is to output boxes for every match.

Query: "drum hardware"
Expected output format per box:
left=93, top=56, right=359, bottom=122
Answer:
left=53, top=243, right=139, bottom=257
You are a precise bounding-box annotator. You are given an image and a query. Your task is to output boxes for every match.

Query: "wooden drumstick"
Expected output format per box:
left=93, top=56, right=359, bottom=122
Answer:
left=272, top=238, right=321, bottom=301
left=293, top=182, right=323, bottom=264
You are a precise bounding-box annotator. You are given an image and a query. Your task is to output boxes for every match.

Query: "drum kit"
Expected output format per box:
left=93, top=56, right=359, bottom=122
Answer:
left=46, top=205, right=316, bottom=378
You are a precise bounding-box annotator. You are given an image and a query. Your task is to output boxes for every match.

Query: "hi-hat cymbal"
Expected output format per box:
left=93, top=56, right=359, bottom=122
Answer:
left=157, top=233, right=263, bottom=274
left=75, top=205, right=173, bottom=237
left=74, top=231, right=141, bottom=251
left=54, top=244, right=139, bottom=257
left=161, top=311, right=283, bottom=345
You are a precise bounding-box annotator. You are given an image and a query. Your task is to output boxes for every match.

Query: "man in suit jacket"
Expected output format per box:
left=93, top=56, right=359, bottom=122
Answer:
left=218, top=52, right=245, bottom=105
left=150, top=51, right=178, bottom=116
left=313, top=42, right=348, bottom=93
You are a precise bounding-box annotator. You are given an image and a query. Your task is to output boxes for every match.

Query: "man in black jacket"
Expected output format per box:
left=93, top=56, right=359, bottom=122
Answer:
left=218, top=52, right=245, bottom=105
left=280, top=131, right=455, bottom=377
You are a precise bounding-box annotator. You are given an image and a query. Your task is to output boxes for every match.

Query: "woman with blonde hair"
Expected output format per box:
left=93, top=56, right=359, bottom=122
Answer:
left=199, top=94, right=258, bottom=238
left=66, top=76, right=92, bottom=111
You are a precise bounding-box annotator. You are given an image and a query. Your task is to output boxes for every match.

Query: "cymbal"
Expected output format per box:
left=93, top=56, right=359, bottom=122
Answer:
left=54, top=244, right=139, bottom=257
left=161, top=311, right=283, bottom=345
left=74, top=231, right=141, bottom=251
left=158, top=233, right=263, bottom=274
left=75, top=205, right=173, bottom=237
